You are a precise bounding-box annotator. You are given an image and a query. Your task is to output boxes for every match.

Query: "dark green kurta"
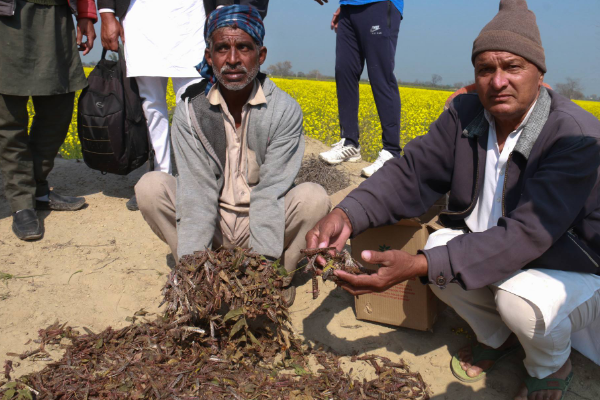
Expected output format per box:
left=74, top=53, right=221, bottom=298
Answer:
left=0, top=0, right=87, bottom=96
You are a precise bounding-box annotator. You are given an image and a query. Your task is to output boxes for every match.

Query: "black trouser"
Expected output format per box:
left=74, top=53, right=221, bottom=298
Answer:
left=0, top=92, right=74, bottom=212
left=335, top=1, right=402, bottom=157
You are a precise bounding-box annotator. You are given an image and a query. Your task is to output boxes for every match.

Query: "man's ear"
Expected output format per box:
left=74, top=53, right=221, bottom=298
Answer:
left=258, top=46, right=267, bottom=66
left=205, top=48, right=212, bottom=67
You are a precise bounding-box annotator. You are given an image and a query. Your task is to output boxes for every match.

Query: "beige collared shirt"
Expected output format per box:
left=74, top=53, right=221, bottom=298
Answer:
left=207, top=80, right=266, bottom=244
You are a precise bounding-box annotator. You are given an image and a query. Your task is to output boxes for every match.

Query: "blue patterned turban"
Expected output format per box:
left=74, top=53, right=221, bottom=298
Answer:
left=196, top=5, right=266, bottom=94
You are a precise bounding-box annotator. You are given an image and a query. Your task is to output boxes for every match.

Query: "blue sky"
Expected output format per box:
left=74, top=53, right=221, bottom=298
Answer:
left=81, top=0, right=600, bottom=96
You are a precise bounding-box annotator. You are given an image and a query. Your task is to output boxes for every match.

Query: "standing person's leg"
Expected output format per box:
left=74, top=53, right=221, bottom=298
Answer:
left=0, top=94, right=35, bottom=213
left=30, top=93, right=86, bottom=211
left=137, top=76, right=171, bottom=174
left=335, top=7, right=363, bottom=149
left=360, top=1, right=402, bottom=177
left=319, top=6, right=363, bottom=165
left=0, top=94, right=44, bottom=240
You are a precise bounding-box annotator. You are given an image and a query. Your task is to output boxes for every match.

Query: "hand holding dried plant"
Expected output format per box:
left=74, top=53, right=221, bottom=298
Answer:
left=336, top=249, right=429, bottom=296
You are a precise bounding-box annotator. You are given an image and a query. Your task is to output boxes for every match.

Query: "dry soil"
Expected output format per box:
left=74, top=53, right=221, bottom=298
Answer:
left=0, top=137, right=598, bottom=399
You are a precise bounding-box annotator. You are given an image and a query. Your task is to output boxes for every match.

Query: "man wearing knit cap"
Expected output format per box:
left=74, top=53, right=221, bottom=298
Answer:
left=307, top=1, right=600, bottom=398
left=135, top=5, right=330, bottom=308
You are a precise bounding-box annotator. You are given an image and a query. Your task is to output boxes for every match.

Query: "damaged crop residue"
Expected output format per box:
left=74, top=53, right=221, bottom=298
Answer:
left=1, top=248, right=429, bottom=399
left=294, top=155, right=351, bottom=195
left=301, top=247, right=375, bottom=299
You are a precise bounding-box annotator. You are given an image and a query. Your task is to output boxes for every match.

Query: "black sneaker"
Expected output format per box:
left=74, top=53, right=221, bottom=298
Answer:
left=12, top=209, right=43, bottom=241
left=36, top=191, right=86, bottom=211
left=126, top=195, right=139, bottom=211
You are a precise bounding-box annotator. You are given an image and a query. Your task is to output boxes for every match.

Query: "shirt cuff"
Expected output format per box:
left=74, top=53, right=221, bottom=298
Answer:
left=419, top=245, right=454, bottom=289
left=335, top=197, right=370, bottom=238
left=99, top=9, right=115, bottom=13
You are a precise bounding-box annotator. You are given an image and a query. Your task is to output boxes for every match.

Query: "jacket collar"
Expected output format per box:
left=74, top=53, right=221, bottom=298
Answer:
left=462, top=109, right=488, bottom=139
left=461, top=87, right=551, bottom=160
left=514, top=87, right=551, bottom=160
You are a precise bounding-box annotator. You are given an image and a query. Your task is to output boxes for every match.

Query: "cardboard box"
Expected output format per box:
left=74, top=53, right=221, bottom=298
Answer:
left=351, top=202, right=444, bottom=331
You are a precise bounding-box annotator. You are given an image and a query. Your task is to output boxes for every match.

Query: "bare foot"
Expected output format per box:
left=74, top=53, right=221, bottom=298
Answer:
left=458, top=334, right=519, bottom=378
left=514, top=358, right=572, bottom=400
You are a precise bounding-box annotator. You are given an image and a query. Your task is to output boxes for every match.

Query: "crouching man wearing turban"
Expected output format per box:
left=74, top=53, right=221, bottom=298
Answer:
left=307, top=1, right=600, bottom=399
left=136, top=5, right=330, bottom=307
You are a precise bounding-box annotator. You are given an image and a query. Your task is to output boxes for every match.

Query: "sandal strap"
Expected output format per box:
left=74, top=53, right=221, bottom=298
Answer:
left=524, top=371, right=574, bottom=395
left=471, top=343, right=520, bottom=365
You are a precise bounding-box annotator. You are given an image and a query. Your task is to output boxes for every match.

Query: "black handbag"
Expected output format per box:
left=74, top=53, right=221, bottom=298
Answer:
left=77, top=48, right=151, bottom=175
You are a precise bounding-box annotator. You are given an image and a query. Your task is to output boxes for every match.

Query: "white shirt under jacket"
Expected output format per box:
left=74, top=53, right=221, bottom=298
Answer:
left=463, top=102, right=600, bottom=365
left=120, top=0, right=206, bottom=78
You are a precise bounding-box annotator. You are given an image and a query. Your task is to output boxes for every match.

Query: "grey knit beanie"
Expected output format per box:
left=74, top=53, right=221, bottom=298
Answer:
left=472, top=0, right=546, bottom=73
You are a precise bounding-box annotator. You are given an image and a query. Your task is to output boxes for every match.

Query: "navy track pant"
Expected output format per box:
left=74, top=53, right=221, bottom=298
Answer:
left=335, top=1, right=402, bottom=157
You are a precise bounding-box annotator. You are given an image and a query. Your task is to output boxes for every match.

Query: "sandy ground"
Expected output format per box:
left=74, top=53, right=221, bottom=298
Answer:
left=1, top=137, right=599, bottom=399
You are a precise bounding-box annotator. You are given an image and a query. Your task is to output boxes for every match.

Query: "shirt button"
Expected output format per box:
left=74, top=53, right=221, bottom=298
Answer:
left=496, top=197, right=502, bottom=203
left=240, top=191, right=245, bottom=196
left=436, top=275, right=446, bottom=286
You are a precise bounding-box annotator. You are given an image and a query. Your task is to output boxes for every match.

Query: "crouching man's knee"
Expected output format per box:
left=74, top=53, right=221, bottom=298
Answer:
left=287, top=182, right=331, bottom=223
left=135, top=171, right=175, bottom=216
left=496, top=289, right=539, bottom=340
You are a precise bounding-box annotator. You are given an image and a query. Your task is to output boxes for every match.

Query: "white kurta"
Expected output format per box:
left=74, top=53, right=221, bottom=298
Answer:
left=122, top=0, right=206, bottom=78
left=459, top=104, right=600, bottom=365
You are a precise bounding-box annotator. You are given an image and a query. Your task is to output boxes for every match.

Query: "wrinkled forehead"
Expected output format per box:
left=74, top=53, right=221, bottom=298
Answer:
left=474, top=51, right=526, bottom=65
left=210, top=26, right=257, bottom=46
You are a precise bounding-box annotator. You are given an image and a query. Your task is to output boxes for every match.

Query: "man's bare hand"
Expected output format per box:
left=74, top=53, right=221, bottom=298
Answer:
left=76, top=18, right=96, bottom=56
left=335, top=250, right=429, bottom=296
left=305, top=208, right=353, bottom=264
left=100, top=12, right=124, bottom=51
left=331, top=7, right=341, bottom=31
left=314, top=0, right=329, bottom=5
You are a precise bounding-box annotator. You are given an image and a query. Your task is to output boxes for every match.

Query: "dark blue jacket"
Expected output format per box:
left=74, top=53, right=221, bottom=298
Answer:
left=338, top=88, right=600, bottom=290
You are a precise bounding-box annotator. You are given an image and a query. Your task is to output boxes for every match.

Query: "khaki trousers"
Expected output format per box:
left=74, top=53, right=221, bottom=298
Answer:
left=135, top=172, right=331, bottom=283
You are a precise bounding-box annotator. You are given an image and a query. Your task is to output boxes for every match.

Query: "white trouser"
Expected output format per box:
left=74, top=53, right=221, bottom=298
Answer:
left=426, top=229, right=600, bottom=378
left=136, top=77, right=201, bottom=174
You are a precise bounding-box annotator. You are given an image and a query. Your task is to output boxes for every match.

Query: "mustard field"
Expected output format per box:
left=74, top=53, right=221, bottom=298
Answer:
left=272, top=78, right=452, bottom=161
left=27, top=71, right=600, bottom=162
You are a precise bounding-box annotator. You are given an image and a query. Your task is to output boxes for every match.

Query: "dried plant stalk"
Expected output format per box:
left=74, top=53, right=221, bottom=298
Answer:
left=294, top=155, right=351, bottom=195
left=1, top=248, right=429, bottom=400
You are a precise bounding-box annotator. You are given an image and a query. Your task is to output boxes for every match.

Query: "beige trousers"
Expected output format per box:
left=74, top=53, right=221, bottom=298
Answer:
left=135, top=172, right=331, bottom=282
left=431, top=268, right=600, bottom=378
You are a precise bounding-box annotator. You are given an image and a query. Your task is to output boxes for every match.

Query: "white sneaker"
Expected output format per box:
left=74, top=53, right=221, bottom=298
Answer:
left=361, top=149, right=394, bottom=177
left=319, top=140, right=362, bottom=165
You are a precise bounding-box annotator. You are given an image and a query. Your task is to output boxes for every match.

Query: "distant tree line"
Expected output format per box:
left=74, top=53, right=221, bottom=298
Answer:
left=85, top=58, right=600, bottom=101
left=266, top=61, right=334, bottom=80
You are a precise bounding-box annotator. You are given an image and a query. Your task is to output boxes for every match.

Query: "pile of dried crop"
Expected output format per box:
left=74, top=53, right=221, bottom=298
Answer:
left=294, top=155, right=351, bottom=195
left=1, top=248, right=429, bottom=399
